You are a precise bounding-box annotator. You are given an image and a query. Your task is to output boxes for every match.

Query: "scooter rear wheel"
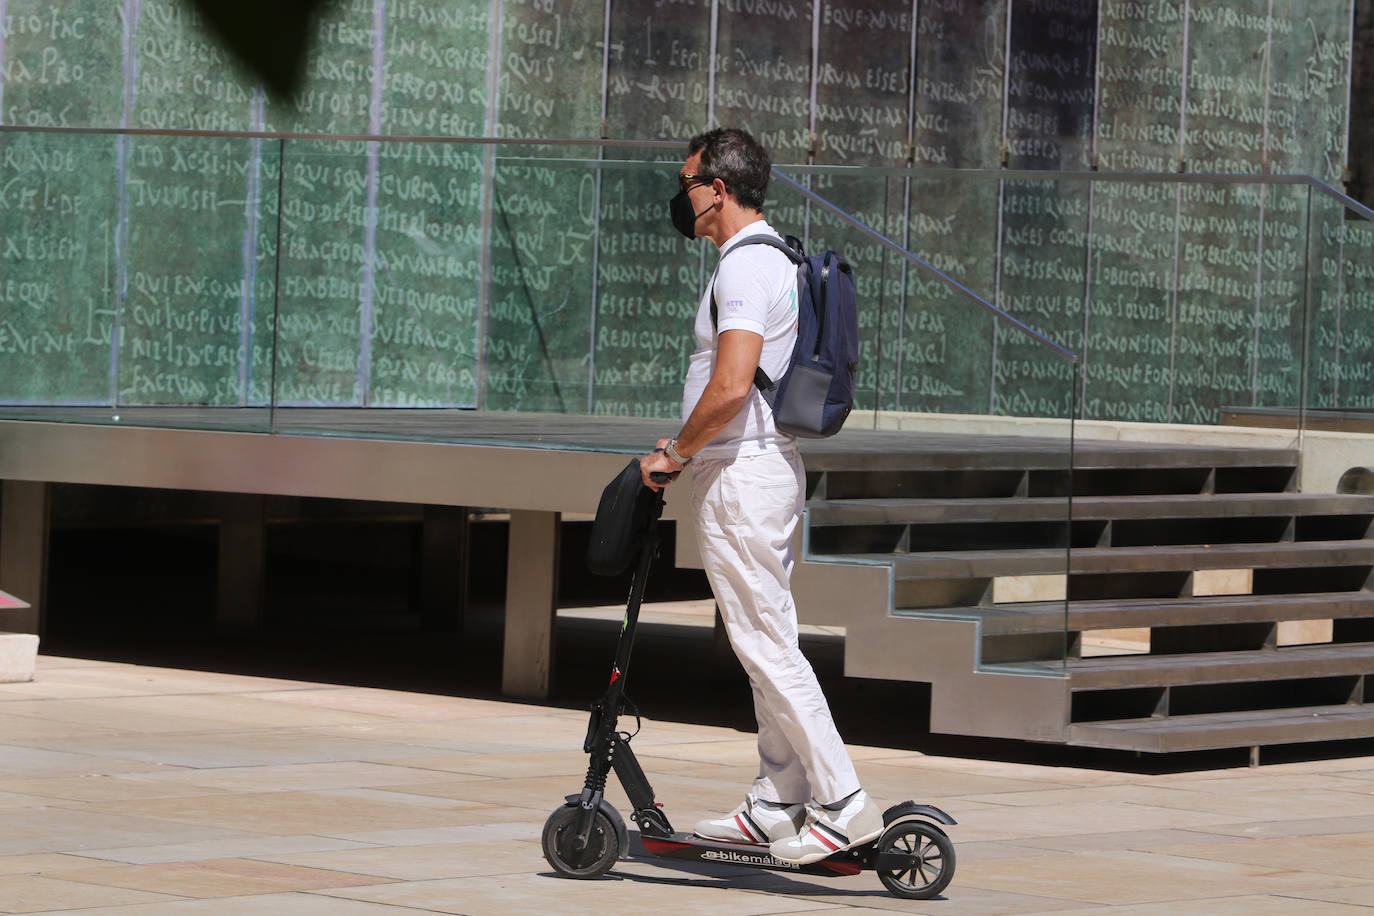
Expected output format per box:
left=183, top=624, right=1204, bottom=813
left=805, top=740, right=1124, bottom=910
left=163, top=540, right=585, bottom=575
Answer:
left=542, top=805, right=620, bottom=879
left=874, top=819, right=955, bottom=899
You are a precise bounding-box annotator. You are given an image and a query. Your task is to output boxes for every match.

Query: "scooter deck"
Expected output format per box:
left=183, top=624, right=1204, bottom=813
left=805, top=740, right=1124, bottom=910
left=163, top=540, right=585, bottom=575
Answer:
left=638, top=832, right=864, bottom=877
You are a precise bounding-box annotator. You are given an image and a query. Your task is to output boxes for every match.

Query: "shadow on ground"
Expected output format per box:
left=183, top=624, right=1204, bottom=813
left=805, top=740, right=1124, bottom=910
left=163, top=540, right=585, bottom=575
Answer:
left=37, top=520, right=1374, bottom=775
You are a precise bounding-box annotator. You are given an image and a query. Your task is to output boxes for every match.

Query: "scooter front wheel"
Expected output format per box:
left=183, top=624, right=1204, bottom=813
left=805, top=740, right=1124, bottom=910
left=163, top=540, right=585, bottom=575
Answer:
left=542, top=805, right=621, bottom=879
left=874, top=819, right=955, bottom=899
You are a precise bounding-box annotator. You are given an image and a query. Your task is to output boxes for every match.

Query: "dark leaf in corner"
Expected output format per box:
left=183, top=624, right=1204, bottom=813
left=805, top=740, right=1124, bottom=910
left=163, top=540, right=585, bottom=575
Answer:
left=184, top=0, right=336, bottom=98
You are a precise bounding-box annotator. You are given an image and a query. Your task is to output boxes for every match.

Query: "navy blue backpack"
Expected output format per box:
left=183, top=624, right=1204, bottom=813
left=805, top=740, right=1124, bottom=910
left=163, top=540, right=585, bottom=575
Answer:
left=712, top=234, right=859, bottom=438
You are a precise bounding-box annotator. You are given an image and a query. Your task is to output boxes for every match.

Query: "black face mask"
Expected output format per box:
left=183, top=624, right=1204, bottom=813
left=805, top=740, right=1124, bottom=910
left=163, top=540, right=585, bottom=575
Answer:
left=669, top=189, right=714, bottom=239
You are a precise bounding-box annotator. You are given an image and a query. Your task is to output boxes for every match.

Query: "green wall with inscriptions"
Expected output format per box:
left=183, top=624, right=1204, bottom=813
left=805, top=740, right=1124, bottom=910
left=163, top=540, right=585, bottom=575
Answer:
left=0, top=0, right=1366, bottom=420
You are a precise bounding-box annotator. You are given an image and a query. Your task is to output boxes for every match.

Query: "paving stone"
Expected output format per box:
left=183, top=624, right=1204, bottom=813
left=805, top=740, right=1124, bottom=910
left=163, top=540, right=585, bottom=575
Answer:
left=0, top=806, right=258, bottom=858
left=1143, top=832, right=1374, bottom=881
left=39, top=857, right=393, bottom=898
left=0, top=874, right=177, bottom=912
left=955, top=850, right=1374, bottom=906
left=1015, top=895, right=1372, bottom=915
left=73, top=790, right=495, bottom=836
left=0, top=854, right=111, bottom=877
left=3, top=654, right=1373, bottom=915
left=323, top=870, right=840, bottom=915
left=76, top=835, right=376, bottom=866
left=38, top=894, right=434, bottom=914
left=258, top=838, right=547, bottom=881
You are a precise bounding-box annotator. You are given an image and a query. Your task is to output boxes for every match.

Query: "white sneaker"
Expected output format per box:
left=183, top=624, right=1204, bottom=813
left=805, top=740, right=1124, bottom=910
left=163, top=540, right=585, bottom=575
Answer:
left=768, top=790, right=883, bottom=865
left=693, top=792, right=806, bottom=845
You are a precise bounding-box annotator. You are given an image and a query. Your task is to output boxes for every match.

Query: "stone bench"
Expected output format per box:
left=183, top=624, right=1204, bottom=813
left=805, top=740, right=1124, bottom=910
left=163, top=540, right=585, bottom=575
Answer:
left=0, top=589, right=37, bottom=683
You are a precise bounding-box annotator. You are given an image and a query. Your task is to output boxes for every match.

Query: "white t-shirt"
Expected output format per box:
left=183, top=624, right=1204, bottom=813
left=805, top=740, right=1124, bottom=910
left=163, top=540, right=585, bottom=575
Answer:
left=681, top=220, right=799, bottom=459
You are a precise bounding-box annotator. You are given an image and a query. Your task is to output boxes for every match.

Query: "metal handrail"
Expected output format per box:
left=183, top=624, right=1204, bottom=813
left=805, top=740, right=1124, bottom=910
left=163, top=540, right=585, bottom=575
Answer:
left=771, top=161, right=1374, bottom=223
left=1304, top=177, right=1374, bottom=223
left=772, top=168, right=1078, bottom=363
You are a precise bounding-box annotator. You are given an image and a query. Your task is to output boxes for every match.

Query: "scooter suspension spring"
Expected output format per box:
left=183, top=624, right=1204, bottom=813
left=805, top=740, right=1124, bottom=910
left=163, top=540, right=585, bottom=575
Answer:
left=581, top=761, right=609, bottom=795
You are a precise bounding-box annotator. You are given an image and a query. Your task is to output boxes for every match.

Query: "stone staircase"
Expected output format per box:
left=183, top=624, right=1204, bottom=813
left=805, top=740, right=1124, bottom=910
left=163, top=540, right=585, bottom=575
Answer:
left=796, top=437, right=1374, bottom=754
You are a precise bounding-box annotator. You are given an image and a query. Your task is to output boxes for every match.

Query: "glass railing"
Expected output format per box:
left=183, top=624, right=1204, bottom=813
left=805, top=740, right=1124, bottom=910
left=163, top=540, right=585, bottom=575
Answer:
left=0, top=128, right=1084, bottom=418
left=0, top=128, right=1081, bottom=673
left=769, top=166, right=1078, bottom=677
left=1298, top=182, right=1374, bottom=626
left=768, top=166, right=1368, bottom=430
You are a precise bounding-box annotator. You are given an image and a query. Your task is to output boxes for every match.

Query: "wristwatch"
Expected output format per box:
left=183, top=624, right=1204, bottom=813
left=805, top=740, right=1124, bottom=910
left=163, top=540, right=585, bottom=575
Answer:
left=664, top=438, right=692, bottom=465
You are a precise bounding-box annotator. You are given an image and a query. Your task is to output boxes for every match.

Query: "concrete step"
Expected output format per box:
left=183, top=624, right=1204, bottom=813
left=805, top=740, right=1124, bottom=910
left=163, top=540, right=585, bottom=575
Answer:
left=1053, top=641, right=1374, bottom=690
left=1069, top=703, right=1374, bottom=752
left=922, top=592, right=1374, bottom=636
left=877, top=540, right=1374, bottom=580
left=808, top=492, right=1374, bottom=527
left=802, top=438, right=1298, bottom=472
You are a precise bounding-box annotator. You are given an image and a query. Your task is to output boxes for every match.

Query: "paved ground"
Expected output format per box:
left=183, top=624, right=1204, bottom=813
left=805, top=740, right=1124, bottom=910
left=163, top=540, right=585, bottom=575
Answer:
left=3, top=654, right=1374, bottom=914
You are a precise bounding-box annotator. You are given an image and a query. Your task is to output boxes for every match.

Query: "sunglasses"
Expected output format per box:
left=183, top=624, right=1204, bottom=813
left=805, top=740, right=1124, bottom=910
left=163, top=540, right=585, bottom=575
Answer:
left=678, top=172, right=716, bottom=193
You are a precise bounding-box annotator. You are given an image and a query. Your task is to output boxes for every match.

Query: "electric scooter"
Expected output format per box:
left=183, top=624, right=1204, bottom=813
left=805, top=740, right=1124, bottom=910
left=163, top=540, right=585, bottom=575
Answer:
left=541, top=475, right=957, bottom=899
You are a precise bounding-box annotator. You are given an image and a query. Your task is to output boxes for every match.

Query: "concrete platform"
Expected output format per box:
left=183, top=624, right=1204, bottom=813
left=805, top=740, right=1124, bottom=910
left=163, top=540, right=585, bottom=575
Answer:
left=2, top=653, right=1374, bottom=913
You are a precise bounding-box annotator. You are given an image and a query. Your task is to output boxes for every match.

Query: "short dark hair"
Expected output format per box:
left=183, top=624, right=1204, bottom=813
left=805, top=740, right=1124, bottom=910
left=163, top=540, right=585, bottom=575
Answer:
left=687, top=128, right=770, bottom=211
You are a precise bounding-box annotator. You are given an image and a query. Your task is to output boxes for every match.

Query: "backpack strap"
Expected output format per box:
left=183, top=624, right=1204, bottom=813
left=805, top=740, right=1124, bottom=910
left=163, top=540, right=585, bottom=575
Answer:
left=708, top=235, right=805, bottom=402
left=813, top=250, right=832, bottom=361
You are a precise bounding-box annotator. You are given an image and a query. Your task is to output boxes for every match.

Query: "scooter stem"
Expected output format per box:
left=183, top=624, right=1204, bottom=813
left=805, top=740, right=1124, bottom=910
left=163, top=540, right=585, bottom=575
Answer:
left=571, top=490, right=666, bottom=853
left=601, top=489, right=664, bottom=714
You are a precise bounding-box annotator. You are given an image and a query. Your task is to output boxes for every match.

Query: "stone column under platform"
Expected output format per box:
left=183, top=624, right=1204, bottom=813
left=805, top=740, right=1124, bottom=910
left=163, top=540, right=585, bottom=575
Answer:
left=0, top=479, right=50, bottom=637
left=503, top=509, right=561, bottom=699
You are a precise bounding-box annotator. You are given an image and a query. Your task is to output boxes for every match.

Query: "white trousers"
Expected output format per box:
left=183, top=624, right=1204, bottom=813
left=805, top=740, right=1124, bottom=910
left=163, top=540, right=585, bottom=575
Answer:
left=691, top=448, right=860, bottom=806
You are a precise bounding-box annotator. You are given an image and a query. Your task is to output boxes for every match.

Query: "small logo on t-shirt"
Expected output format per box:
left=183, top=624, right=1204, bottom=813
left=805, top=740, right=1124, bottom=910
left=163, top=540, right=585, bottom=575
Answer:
left=789, top=289, right=797, bottom=313
left=724, top=298, right=745, bottom=314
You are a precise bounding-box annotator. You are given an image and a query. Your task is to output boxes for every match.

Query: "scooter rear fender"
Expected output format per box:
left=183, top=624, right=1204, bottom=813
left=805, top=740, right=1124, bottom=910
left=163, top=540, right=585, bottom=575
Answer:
left=881, top=801, right=956, bottom=827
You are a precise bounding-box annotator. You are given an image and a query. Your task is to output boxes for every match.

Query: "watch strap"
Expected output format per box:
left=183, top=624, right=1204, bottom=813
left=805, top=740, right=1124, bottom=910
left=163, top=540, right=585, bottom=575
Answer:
left=665, top=439, right=692, bottom=465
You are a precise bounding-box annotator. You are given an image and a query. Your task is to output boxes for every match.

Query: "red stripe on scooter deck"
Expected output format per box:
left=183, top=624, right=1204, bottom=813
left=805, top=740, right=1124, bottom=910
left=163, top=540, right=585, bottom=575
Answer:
left=639, top=834, right=862, bottom=876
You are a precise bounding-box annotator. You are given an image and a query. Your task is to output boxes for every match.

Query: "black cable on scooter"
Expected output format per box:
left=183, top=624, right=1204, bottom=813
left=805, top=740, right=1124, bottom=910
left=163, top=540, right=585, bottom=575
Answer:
left=618, top=694, right=642, bottom=741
